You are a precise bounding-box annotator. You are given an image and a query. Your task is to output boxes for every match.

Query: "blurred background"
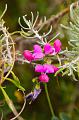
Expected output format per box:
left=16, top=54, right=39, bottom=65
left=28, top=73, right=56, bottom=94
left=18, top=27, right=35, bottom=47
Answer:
left=0, top=0, right=79, bottom=120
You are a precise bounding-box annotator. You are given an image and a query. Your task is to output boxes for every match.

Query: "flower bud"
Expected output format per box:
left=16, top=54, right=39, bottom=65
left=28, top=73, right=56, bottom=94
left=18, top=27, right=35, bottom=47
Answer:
left=39, top=74, right=49, bottom=83
left=23, top=50, right=33, bottom=61
left=53, top=39, right=61, bottom=53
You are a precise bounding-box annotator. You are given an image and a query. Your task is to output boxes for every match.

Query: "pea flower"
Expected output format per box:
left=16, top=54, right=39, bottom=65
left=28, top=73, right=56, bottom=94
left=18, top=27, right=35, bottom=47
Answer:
left=44, top=43, right=54, bottom=55
left=35, top=64, right=58, bottom=74
left=32, top=88, right=41, bottom=100
left=53, top=39, right=61, bottom=53
left=23, top=50, right=33, bottom=62
left=35, top=64, right=44, bottom=72
left=25, top=88, right=41, bottom=101
left=35, top=64, right=59, bottom=83
left=32, top=44, right=44, bottom=60
left=39, top=73, right=49, bottom=83
left=23, top=44, right=44, bottom=62
left=44, top=39, right=61, bottom=55
left=32, top=52, right=44, bottom=60
left=43, top=64, right=54, bottom=73
left=33, top=44, right=42, bottom=53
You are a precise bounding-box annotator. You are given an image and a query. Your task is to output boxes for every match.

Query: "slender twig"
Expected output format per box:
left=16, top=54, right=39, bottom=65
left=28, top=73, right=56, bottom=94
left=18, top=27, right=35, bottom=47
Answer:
left=10, top=91, right=26, bottom=120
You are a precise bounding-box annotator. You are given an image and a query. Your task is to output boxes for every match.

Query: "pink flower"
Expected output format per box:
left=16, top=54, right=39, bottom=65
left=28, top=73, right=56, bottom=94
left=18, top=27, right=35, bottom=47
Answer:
left=33, top=44, right=42, bottom=53
left=32, top=52, right=44, bottom=60
left=33, top=44, right=44, bottom=60
left=35, top=64, right=44, bottom=72
left=53, top=39, right=61, bottom=53
left=35, top=64, right=56, bottom=73
left=43, top=64, right=54, bottom=73
left=44, top=43, right=54, bottom=55
left=23, top=50, right=33, bottom=62
left=52, top=65, right=59, bottom=73
left=39, top=74, right=49, bottom=83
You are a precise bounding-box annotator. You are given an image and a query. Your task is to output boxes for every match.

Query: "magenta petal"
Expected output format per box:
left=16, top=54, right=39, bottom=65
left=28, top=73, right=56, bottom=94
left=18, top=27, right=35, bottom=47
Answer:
left=23, top=50, right=33, bottom=61
left=32, top=52, right=44, bottom=60
left=44, top=43, right=53, bottom=54
left=53, top=39, right=62, bottom=53
left=52, top=65, right=59, bottom=73
left=43, top=64, right=54, bottom=73
left=39, top=74, right=49, bottom=83
left=33, top=44, right=42, bottom=53
left=35, top=64, right=44, bottom=72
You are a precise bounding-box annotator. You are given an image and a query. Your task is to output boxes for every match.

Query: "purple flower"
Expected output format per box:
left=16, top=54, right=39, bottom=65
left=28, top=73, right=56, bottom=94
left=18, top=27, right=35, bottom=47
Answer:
left=32, top=52, right=44, bottom=60
left=35, top=64, right=44, bottom=72
left=23, top=50, right=33, bottom=62
left=33, top=44, right=42, bottom=53
left=25, top=88, right=41, bottom=101
left=39, top=73, right=49, bottom=83
left=43, top=64, right=54, bottom=73
left=53, top=39, right=61, bottom=53
left=32, top=88, right=41, bottom=100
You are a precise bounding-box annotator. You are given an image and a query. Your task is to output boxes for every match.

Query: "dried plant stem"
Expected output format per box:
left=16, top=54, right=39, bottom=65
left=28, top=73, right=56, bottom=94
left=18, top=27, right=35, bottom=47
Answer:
left=10, top=92, right=26, bottom=120
left=0, top=27, right=15, bottom=84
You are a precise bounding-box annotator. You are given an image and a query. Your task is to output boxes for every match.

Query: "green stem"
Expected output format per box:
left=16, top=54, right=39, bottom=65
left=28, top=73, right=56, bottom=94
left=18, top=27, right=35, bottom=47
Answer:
left=44, top=83, right=55, bottom=117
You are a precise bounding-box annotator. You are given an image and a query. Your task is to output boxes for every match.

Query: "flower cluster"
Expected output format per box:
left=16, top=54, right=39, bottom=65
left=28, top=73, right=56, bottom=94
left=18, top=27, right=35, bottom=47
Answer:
left=35, top=64, right=59, bottom=82
left=23, top=39, right=61, bottom=83
left=23, top=44, right=44, bottom=62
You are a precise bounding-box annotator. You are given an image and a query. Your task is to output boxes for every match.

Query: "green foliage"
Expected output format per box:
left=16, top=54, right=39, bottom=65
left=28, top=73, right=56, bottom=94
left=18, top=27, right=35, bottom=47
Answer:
left=51, top=116, right=59, bottom=120
left=61, top=2, right=79, bottom=48
left=59, top=112, right=70, bottom=120
left=5, top=71, right=25, bottom=91
left=1, top=1, right=79, bottom=120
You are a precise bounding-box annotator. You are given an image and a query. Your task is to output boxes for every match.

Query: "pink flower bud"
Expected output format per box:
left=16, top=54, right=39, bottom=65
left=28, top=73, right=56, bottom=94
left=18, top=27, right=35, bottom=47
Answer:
left=39, top=74, right=49, bottom=83
left=23, top=50, right=33, bottom=62
left=53, top=39, right=61, bottom=53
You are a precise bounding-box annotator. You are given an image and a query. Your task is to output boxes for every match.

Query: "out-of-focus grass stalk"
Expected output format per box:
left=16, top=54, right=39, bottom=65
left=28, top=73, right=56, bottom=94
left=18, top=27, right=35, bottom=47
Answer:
left=0, top=86, right=24, bottom=120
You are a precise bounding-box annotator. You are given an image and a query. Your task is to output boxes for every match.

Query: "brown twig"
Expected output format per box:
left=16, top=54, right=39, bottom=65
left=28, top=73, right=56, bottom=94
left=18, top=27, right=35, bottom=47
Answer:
left=40, top=1, right=77, bottom=29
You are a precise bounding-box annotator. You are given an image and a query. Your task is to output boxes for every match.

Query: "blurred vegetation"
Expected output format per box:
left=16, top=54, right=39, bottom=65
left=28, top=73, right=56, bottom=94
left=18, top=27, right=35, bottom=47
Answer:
left=0, top=0, right=79, bottom=120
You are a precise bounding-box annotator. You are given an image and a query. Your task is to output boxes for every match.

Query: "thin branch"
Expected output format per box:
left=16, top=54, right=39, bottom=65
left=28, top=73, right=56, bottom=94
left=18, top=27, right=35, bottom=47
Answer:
left=40, top=1, right=77, bottom=29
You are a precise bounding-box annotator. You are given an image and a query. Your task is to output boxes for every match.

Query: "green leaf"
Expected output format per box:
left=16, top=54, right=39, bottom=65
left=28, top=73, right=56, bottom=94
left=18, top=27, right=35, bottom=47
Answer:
left=59, top=112, right=70, bottom=120
left=11, top=71, right=25, bottom=91
left=11, top=71, right=20, bottom=84
left=0, top=86, right=10, bottom=103
left=6, top=77, right=25, bottom=91
left=4, top=71, right=25, bottom=91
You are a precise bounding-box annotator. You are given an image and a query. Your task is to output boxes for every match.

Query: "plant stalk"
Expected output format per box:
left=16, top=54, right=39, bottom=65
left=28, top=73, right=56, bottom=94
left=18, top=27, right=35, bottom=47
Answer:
left=44, top=83, right=55, bottom=117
